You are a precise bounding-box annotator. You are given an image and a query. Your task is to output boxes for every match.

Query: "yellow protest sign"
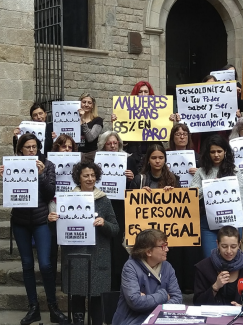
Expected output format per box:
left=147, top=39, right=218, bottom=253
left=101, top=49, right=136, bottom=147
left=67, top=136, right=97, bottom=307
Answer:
left=124, top=188, right=200, bottom=247
left=113, top=95, right=173, bottom=141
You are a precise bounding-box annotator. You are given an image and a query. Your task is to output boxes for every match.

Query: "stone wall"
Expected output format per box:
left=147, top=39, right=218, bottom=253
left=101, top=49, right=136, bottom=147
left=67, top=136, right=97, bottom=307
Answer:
left=0, top=0, right=35, bottom=156
left=63, top=0, right=151, bottom=131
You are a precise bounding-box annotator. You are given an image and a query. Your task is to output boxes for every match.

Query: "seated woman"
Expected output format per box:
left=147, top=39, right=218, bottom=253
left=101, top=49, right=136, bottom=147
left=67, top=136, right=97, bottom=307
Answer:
left=112, top=229, right=182, bottom=325
left=194, top=226, right=243, bottom=306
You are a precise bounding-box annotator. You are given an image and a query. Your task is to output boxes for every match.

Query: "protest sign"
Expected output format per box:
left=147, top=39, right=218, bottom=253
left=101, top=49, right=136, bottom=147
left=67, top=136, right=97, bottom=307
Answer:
left=176, top=81, right=237, bottom=133
left=166, top=150, right=196, bottom=187
left=202, top=176, right=243, bottom=230
left=124, top=188, right=200, bottom=247
left=229, top=137, right=243, bottom=171
left=210, top=69, right=235, bottom=81
left=3, top=156, right=38, bottom=207
left=56, top=192, right=95, bottom=245
left=113, top=95, right=173, bottom=141
left=94, top=151, right=127, bottom=199
left=52, top=101, right=80, bottom=142
left=47, top=152, right=81, bottom=193
left=18, top=121, right=46, bottom=154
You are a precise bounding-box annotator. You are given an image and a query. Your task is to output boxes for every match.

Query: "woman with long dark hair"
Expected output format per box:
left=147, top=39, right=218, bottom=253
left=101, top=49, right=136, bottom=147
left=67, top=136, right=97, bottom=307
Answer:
left=190, top=134, right=243, bottom=258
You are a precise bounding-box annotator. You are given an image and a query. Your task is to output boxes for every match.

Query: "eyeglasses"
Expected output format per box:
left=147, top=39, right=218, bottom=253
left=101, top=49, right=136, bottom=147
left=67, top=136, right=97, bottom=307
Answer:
left=106, top=141, right=118, bottom=146
left=154, top=242, right=168, bottom=250
left=174, top=132, right=188, bottom=137
left=23, top=145, right=37, bottom=150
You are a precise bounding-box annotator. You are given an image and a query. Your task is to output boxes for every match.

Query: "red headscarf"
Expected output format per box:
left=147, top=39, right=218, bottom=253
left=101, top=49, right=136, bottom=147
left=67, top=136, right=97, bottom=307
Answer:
left=130, top=81, right=155, bottom=95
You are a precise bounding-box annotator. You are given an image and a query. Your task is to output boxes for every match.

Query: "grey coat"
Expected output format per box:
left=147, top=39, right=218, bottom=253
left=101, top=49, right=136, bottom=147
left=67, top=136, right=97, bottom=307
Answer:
left=61, top=195, right=119, bottom=296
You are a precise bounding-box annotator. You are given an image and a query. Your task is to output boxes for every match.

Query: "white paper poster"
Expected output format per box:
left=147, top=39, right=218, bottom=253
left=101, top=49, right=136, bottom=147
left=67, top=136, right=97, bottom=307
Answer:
left=56, top=192, right=95, bottom=245
left=3, top=156, right=38, bottom=207
left=176, top=81, right=238, bottom=133
left=210, top=69, right=235, bottom=81
left=47, top=152, right=81, bottom=193
left=18, top=121, right=46, bottom=154
left=94, top=151, right=127, bottom=199
left=202, top=176, right=243, bottom=230
left=52, top=101, right=81, bottom=142
left=166, top=150, right=196, bottom=187
left=229, top=137, right=243, bottom=170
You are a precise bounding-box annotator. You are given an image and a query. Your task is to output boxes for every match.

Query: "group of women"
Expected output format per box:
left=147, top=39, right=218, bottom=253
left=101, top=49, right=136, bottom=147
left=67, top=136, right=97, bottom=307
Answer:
left=3, top=73, right=243, bottom=325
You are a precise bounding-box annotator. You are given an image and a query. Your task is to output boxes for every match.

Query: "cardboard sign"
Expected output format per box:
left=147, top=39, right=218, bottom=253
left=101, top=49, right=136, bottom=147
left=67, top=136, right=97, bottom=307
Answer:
left=176, top=81, right=237, bottom=133
left=18, top=121, right=46, bottom=154
left=124, top=188, right=200, bottom=247
left=202, top=176, right=243, bottom=230
left=210, top=69, right=235, bottom=81
left=113, top=95, right=173, bottom=141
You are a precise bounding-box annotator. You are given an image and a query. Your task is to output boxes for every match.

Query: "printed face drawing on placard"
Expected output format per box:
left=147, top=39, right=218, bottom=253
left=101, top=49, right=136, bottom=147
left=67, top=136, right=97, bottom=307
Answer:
left=207, top=191, right=213, bottom=198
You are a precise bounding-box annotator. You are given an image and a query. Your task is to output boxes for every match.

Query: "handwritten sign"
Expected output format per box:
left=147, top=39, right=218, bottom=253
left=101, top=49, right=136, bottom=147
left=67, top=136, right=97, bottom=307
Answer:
left=113, top=95, right=173, bottom=141
left=166, top=150, right=196, bottom=187
left=202, top=176, right=243, bottom=230
left=210, top=69, right=235, bottom=81
left=56, top=192, right=95, bottom=245
left=47, top=152, right=81, bottom=193
left=94, top=151, right=127, bottom=199
left=18, top=121, right=46, bottom=154
left=229, top=137, right=243, bottom=171
left=176, top=81, right=237, bottom=133
left=52, top=101, right=81, bottom=142
left=3, top=156, right=38, bottom=207
left=124, top=188, right=200, bottom=247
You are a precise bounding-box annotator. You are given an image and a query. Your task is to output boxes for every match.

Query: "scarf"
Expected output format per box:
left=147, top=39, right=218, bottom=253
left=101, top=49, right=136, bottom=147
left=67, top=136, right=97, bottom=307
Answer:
left=141, top=259, right=162, bottom=282
left=210, top=248, right=243, bottom=272
left=72, top=186, right=106, bottom=200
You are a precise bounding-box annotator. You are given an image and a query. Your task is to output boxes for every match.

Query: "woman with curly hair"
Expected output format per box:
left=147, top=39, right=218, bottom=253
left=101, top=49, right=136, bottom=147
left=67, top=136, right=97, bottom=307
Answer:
left=129, top=144, right=180, bottom=190
left=190, top=134, right=243, bottom=258
left=48, top=162, right=119, bottom=325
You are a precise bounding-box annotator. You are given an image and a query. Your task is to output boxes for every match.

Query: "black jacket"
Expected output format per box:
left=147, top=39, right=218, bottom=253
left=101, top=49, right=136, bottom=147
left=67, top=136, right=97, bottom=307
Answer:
left=12, top=152, right=55, bottom=226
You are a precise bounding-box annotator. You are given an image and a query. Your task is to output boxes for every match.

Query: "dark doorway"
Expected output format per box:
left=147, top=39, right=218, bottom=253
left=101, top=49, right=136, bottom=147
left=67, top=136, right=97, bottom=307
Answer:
left=166, top=0, right=227, bottom=97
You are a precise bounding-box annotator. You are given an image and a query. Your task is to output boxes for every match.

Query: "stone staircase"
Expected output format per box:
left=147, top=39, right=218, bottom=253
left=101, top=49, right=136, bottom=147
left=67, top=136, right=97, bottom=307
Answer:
left=0, top=207, right=68, bottom=325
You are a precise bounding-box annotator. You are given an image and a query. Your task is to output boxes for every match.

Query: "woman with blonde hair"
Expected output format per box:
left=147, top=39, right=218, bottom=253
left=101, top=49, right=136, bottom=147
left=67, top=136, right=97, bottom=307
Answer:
left=77, top=93, right=103, bottom=162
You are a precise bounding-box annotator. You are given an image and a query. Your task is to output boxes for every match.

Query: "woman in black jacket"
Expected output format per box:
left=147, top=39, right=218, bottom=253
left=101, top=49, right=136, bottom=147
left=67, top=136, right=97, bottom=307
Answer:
left=0, top=134, right=67, bottom=325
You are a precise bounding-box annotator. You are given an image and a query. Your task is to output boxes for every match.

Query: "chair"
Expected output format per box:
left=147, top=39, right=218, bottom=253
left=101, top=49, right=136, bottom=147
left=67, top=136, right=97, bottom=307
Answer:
left=101, top=291, right=120, bottom=325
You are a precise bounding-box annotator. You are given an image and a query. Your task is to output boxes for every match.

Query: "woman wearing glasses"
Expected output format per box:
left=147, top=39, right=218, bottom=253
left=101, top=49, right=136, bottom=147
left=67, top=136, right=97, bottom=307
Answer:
left=112, top=229, right=182, bottom=325
left=77, top=93, right=103, bottom=162
left=0, top=134, right=67, bottom=325
left=97, top=131, right=137, bottom=290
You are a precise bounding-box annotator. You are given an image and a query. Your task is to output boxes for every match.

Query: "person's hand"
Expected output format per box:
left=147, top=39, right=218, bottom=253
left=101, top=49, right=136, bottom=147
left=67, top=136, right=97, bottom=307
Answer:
left=175, top=113, right=181, bottom=122
left=231, top=301, right=241, bottom=306
left=169, top=114, right=176, bottom=121
left=0, top=165, right=4, bottom=177
left=236, top=109, right=241, bottom=118
left=167, top=294, right=170, bottom=301
left=48, top=212, right=59, bottom=222
left=93, top=217, right=104, bottom=227
left=111, top=114, right=117, bottom=122
left=52, top=132, right=57, bottom=139
left=78, top=108, right=85, bottom=121
left=163, top=186, right=174, bottom=191
left=213, top=271, right=230, bottom=291
left=189, top=167, right=197, bottom=175
left=140, top=292, right=145, bottom=296
left=124, top=170, right=134, bottom=180
left=36, top=160, right=45, bottom=175
left=142, top=186, right=152, bottom=193
left=13, top=127, right=20, bottom=139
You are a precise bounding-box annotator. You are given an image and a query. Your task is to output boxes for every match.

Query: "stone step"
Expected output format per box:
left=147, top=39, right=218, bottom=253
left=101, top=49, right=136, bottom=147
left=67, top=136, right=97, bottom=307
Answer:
left=0, top=286, right=68, bottom=311
left=0, top=261, right=61, bottom=286
left=0, top=220, right=11, bottom=239
left=0, top=207, right=11, bottom=222
left=0, top=239, right=20, bottom=261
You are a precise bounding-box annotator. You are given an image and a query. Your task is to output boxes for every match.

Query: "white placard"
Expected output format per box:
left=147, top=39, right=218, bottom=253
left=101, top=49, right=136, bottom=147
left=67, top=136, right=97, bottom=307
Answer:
left=229, top=137, right=243, bottom=170
left=52, top=101, right=81, bottom=142
left=176, top=81, right=238, bottom=133
left=47, top=152, right=81, bottom=193
left=3, top=156, right=38, bottom=207
left=56, top=192, right=95, bottom=245
left=210, top=69, right=236, bottom=81
left=166, top=150, right=196, bottom=187
left=202, top=176, right=243, bottom=230
left=94, top=151, right=127, bottom=199
left=18, top=121, right=46, bottom=154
